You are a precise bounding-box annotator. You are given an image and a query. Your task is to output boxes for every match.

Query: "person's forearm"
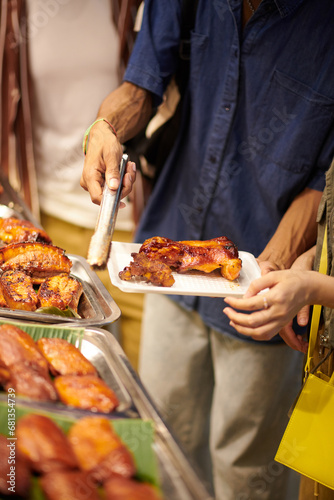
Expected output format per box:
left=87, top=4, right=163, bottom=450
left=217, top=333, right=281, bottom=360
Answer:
left=97, top=81, right=153, bottom=144
left=258, top=187, right=322, bottom=269
left=308, top=272, right=334, bottom=308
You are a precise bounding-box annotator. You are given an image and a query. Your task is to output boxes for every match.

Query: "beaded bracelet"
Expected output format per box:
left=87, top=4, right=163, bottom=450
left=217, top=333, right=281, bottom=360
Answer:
left=82, top=118, right=117, bottom=155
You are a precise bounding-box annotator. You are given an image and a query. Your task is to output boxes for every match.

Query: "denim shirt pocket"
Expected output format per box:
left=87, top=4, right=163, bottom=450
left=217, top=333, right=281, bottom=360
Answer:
left=258, top=69, right=334, bottom=173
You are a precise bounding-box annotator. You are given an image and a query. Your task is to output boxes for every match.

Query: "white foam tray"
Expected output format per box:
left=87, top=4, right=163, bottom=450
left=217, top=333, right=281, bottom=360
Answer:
left=108, top=242, right=261, bottom=298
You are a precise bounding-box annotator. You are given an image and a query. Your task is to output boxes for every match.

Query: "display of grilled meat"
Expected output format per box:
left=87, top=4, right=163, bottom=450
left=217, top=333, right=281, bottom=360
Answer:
left=119, top=252, right=175, bottom=287
left=68, top=417, right=136, bottom=484
left=0, top=217, right=52, bottom=245
left=0, top=242, right=72, bottom=284
left=139, top=236, right=242, bottom=281
left=54, top=375, right=119, bottom=413
left=37, top=338, right=97, bottom=377
left=0, top=324, right=57, bottom=401
left=40, top=470, right=100, bottom=500
left=37, top=273, right=83, bottom=313
left=0, top=270, right=39, bottom=311
left=16, top=414, right=79, bottom=474
left=0, top=434, right=31, bottom=498
left=104, top=477, right=162, bottom=500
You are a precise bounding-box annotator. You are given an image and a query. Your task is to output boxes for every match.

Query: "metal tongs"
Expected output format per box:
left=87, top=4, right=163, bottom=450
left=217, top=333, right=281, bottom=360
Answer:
left=87, top=154, right=128, bottom=270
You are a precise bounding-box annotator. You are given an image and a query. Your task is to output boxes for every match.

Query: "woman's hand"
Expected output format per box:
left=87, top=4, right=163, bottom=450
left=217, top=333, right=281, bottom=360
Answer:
left=223, top=270, right=313, bottom=352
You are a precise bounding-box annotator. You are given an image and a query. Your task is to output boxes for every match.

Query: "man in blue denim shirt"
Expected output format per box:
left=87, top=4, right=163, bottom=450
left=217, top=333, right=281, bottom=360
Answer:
left=81, top=1, right=334, bottom=498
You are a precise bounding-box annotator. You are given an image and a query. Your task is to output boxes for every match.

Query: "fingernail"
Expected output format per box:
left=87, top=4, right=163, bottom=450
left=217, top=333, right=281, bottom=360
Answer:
left=132, top=163, right=136, bottom=172
left=108, top=178, right=118, bottom=189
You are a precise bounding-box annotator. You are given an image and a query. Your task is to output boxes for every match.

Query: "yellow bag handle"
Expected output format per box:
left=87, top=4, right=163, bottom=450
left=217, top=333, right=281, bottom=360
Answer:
left=304, top=225, right=328, bottom=376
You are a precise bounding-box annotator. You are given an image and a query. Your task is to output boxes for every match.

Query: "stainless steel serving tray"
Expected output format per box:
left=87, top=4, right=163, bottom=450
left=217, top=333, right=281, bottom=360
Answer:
left=0, top=254, right=121, bottom=326
left=0, top=320, right=213, bottom=500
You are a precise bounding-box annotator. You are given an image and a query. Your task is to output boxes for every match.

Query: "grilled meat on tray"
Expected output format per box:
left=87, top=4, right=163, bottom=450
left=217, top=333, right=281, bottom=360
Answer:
left=37, top=338, right=97, bottom=376
left=104, top=477, right=162, bottom=500
left=0, top=324, right=57, bottom=401
left=140, top=236, right=242, bottom=280
left=37, top=273, right=83, bottom=313
left=0, top=217, right=52, bottom=245
left=0, top=242, right=72, bottom=284
left=0, top=269, right=39, bottom=311
left=16, top=414, right=79, bottom=474
left=68, top=417, right=136, bottom=483
left=119, top=252, right=175, bottom=287
left=40, top=470, right=100, bottom=500
left=54, top=375, right=119, bottom=413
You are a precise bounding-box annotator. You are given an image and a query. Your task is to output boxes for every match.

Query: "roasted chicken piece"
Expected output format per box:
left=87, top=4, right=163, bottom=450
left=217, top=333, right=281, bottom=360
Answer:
left=0, top=324, right=48, bottom=372
left=40, top=470, right=100, bottom=500
left=16, top=414, right=79, bottom=474
left=37, top=338, right=97, bottom=376
left=0, top=217, right=52, bottom=245
left=139, top=236, right=242, bottom=281
left=0, top=324, right=57, bottom=401
left=0, top=270, right=39, bottom=311
left=37, top=273, right=83, bottom=313
left=119, top=252, right=175, bottom=287
left=68, top=417, right=136, bottom=483
left=0, top=284, right=8, bottom=308
left=54, top=375, right=119, bottom=413
left=0, top=434, right=31, bottom=498
left=6, top=363, right=58, bottom=401
left=104, top=477, right=162, bottom=500
left=0, top=242, right=72, bottom=284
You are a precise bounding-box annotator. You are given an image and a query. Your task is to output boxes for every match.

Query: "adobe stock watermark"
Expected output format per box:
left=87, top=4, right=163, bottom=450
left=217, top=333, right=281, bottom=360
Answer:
left=8, top=0, right=71, bottom=49
left=178, top=105, right=297, bottom=229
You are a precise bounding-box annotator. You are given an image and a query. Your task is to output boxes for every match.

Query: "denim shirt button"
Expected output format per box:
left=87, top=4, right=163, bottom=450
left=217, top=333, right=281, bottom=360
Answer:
left=224, top=104, right=231, bottom=111
left=209, top=155, right=217, bottom=163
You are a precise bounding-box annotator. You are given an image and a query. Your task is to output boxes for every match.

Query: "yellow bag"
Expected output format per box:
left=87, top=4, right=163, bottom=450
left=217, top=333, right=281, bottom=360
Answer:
left=275, top=226, right=334, bottom=490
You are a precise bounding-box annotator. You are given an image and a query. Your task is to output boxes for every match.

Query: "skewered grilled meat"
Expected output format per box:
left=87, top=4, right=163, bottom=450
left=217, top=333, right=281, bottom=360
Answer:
left=40, top=470, right=100, bottom=500
left=0, top=284, right=8, bottom=308
left=0, top=217, right=52, bottom=245
left=0, top=324, right=57, bottom=401
left=0, top=434, right=31, bottom=498
left=54, top=375, right=119, bottom=413
left=140, top=236, right=242, bottom=280
left=0, top=242, right=72, bottom=284
left=37, top=338, right=97, bottom=377
left=37, top=273, right=83, bottom=313
left=104, top=477, right=162, bottom=500
left=16, top=414, right=79, bottom=474
left=68, top=417, right=136, bottom=483
left=0, top=270, right=39, bottom=311
left=119, top=252, right=175, bottom=287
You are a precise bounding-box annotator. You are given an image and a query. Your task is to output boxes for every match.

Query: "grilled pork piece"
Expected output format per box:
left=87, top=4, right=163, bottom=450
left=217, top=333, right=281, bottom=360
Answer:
left=139, top=236, right=242, bottom=281
left=0, top=270, right=39, bottom=311
left=0, top=217, right=52, bottom=245
left=40, top=470, right=100, bottom=500
left=104, top=477, right=162, bottom=500
left=37, top=273, right=83, bottom=313
left=68, top=417, right=136, bottom=483
left=0, top=242, right=72, bottom=284
left=54, top=375, right=119, bottom=413
left=119, top=252, right=175, bottom=287
left=16, top=414, right=79, bottom=474
left=37, top=338, right=97, bottom=376
left=0, top=324, right=57, bottom=401
left=0, top=434, right=31, bottom=498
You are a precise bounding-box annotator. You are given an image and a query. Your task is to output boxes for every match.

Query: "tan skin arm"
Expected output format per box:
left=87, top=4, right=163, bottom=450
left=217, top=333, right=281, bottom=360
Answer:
left=80, top=82, right=153, bottom=205
left=257, top=187, right=322, bottom=272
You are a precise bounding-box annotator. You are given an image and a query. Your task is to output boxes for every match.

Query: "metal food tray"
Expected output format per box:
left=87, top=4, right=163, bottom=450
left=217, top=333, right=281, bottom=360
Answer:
left=0, top=320, right=135, bottom=417
left=0, top=320, right=213, bottom=500
left=0, top=254, right=121, bottom=326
